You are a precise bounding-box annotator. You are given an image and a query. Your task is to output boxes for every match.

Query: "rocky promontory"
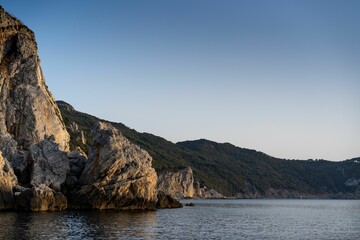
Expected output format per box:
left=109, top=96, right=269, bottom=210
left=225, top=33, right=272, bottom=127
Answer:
left=71, top=122, right=158, bottom=210
left=0, top=6, right=180, bottom=211
left=0, top=6, right=70, bottom=210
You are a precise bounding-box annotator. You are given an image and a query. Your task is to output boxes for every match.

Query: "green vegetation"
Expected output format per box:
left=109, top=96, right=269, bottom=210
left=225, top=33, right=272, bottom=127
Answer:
left=58, top=101, right=360, bottom=197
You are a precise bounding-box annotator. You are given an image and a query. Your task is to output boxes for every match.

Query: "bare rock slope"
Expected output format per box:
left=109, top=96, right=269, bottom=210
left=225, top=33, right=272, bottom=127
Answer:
left=1, top=6, right=207, bottom=211
left=0, top=7, right=69, bottom=151
left=0, top=6, right=70, bottom=210
left=157, top=167, right=195, bottom=199
left=0, top=6, right=160, bottom=211
left=74, top=122, right=158, bottom=210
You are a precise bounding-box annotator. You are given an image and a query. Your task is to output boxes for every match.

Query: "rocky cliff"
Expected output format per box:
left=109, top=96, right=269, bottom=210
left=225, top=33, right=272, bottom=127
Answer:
left=0, top=6, right=71, bottom=210
left=71, top=122, right=158, bottom=210
left=0, top=7, right=69, bottom=151
left=0, top=151, right=17, bottom=209
left=0, top=6, right=163, bottom=211
left=157, top=167, right=195, bottom=198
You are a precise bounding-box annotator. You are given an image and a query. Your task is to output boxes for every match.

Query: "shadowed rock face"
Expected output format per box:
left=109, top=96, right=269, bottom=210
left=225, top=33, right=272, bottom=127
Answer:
left=15, top=184, right=67, bottom=211
left=29, top=140, right=69, bottom=191
left=156, top=193, right=183, bottom=208
left=0, top=151, right=17, bottom=209
left=74, top=122, right=158, bottom=210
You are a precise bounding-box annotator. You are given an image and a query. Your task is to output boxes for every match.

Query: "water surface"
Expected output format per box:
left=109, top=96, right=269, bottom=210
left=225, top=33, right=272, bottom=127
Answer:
left=0, top=199, right=359, bottom=239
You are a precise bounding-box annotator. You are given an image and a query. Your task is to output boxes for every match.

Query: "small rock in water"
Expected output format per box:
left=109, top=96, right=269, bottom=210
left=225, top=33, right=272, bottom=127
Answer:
left=156, top=193, right=183, bottom=208
left=185, top=203, right=195, bottom=207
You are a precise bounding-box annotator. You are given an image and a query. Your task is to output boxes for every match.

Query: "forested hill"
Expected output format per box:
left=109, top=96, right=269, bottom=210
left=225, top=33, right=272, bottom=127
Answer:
left=57, top=101, right=360, bottom=198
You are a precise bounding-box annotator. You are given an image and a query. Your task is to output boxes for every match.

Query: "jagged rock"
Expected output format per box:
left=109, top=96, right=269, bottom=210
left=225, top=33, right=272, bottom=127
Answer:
left=0, top=7, right=69, bottom=152
left=68, top=147, right=87, bottom=177
left=63, top=147, right=88, bottom=195
left=194, top=181, right=225, bottom=198
left=68, top=146, right=87, bottom=159
left=0, top=136, right=18, bottom=162
left=0, top=151, right=17, bottom=209
left=15, top=185, right=67, bottom=211
left=29, top=140, right=69, bottom=191
left=0, top=136, right=31, bottom=184
left=185, top=203, right=195, bottom=207
left=0, top=6, right=71, bottom=211
left=156, top=193, right=183, bottom=208
left=74, top=122, right=157, bottom=210
left=67, top=122, right=86, bottom=145
left=157, top=167, right=194, bottom=199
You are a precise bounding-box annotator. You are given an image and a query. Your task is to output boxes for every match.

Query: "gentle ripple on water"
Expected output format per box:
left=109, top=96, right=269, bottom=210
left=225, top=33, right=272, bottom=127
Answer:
left=0, top=199, right=359, bottom=239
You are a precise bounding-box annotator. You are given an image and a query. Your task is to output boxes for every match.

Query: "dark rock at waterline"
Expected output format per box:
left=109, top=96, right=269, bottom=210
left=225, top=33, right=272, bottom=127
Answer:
left=185, top=203, right=195, bottom=206
left=15, top=185, right=67, bottom=211
left=156, top=193, right=183, bottom=208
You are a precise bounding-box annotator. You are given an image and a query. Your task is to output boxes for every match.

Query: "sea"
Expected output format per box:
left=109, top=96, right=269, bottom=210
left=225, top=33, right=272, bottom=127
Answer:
left=0, top=199, right=359, bottom=239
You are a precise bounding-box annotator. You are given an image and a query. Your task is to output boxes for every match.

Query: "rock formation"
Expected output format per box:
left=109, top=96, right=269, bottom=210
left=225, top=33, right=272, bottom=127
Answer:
left=63, top=147, right=88, bottom=197
left=0, top=6, right=71, bottom=211
left=14, top=184, right=67, bottom=211
left=156, top=193, right=183, bottom=208
left=157, top=167, right=194, bottom=199
left=73, top=122, right=158, bottom=210
left=0, top=151, right=17, bottom=209
left=29, top=139, right=69, bottom=191
left=0, top=6, right=225, bottom=211
left=0, top=8, right=69, bottom=151
left=194, top=181, right=225, bottom=199
left=67, top=122, right=86, bottom=145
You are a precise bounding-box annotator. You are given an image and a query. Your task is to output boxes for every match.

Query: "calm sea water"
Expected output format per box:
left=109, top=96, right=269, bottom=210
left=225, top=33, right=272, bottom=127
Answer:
left=0, top=199, right=359, bottom=239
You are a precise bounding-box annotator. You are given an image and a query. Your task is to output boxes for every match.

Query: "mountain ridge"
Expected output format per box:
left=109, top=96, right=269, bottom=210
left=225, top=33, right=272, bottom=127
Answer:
left=57, top=100, right=360, bottom=198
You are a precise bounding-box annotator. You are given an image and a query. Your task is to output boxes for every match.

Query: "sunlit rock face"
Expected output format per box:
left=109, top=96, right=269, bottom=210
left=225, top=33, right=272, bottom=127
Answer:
left=0, top=6, right=70, bottom=211
left=75, top=122, right=158, bottom=210
left=157, top=167, right=195, bottom=199
left=0, top=6, right=69, bottom=152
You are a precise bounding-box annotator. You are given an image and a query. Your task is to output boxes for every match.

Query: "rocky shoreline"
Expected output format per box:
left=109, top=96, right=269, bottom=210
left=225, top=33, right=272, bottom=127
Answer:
left=0, top=6, right=183, bottom=211
left=1, top=6, right=359, bottom=212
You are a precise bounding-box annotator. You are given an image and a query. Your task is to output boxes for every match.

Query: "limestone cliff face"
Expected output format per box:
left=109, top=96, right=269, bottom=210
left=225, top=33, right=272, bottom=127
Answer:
left=0, top=6, right=69, bottom=152
left=0, top=6, right=70, bottom=211
left=75, top=122, right=158, bottom=210
left=157, top=167, right=195, bottom=199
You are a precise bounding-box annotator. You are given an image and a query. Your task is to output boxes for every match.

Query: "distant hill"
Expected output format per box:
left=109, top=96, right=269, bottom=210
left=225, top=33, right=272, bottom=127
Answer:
left=57, top=101, right=360, bottom=198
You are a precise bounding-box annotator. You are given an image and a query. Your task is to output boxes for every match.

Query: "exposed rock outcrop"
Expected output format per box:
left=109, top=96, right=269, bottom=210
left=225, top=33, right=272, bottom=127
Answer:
left=29, top=140, right=69, bottom=191
left=0, top=7, right=70, bottom=152
left=194, top=181, right=225, bottom=199
left=0, top=6, right=70, bottom=211
left=67, top=122, right=86, bottom=145
left=157, top=167, right=194, bottom=199
left=0, top=151, right=17, bottom=209
left=63, top=147, right=88, bottom=197
left=156, top=193, right=183, bottom=208
left=73, top=122, right=158, bottom=210
left=14, top=185, right=67, bottom=211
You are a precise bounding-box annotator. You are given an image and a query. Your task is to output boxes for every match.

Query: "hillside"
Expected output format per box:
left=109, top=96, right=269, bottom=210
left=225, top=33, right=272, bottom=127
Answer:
left=57, top=101, right=360, bottom=198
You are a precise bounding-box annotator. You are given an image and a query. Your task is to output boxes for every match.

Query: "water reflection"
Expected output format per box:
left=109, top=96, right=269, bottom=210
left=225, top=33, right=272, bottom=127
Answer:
left=0, top=210, right=157, bottom=240
left=1, top=200, right=360, bottom=239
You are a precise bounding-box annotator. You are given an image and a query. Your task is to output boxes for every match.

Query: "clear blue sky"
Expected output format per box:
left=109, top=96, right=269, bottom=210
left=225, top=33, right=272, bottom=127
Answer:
left=2, top=0, right=359, bottom=161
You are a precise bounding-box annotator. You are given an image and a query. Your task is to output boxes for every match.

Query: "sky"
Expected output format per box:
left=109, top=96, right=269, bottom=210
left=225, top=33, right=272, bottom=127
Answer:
left=1, top=0, right=359, bottom=161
